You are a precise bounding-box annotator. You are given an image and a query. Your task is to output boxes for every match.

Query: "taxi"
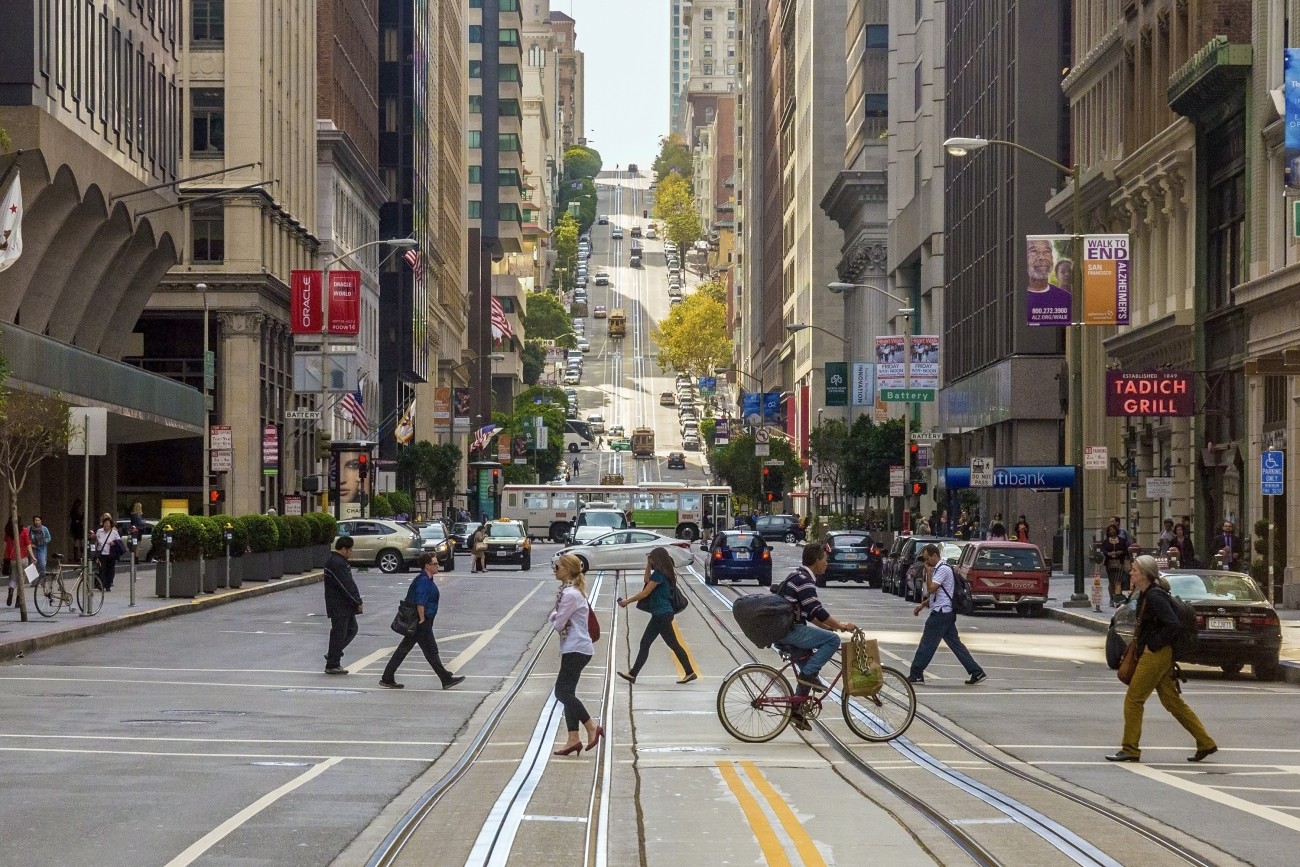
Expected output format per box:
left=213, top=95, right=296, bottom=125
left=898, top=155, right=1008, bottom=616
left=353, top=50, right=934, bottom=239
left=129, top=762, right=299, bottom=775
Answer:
left=482, top=518, right=532, bottom=571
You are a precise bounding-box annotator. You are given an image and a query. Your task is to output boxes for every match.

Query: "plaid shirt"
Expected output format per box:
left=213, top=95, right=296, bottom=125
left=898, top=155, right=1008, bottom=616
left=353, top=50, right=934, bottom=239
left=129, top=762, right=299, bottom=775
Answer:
left=777, top=566, right=830, bottom=625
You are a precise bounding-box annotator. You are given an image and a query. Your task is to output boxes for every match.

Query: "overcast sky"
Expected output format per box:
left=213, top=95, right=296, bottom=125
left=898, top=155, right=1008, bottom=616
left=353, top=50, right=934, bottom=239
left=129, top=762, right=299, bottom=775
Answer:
left=561, top=0, right=670, bottom=169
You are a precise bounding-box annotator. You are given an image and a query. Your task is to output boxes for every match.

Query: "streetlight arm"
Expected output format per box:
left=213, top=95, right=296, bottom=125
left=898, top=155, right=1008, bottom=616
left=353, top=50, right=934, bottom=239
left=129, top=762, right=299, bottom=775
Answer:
left=828, top=282, right=910, bottom=306
left=323, top=237, right=416, bottom=269
left=788, top=323, right=847, bottom=344
left=948, top=137, right=1073, bottom=176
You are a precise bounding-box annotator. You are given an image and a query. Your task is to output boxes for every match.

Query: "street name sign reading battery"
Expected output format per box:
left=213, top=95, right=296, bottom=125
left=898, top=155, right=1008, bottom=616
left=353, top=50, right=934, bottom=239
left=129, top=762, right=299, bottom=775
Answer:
left=285, top=409, right=321, bottom=420
left=880, top=388, right=935, bottom=403
left=763, top=459, right=785, bottom=467
left=1262, top=451, right=1285, bottom=496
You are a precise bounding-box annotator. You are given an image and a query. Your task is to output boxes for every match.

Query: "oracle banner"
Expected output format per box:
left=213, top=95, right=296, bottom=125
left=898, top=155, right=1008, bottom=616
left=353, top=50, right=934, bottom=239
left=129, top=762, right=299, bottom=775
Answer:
left=327, top=270, right=361, bottom=335
left=289, top=269, right=323, bottom=334
left=1105, top=371, right=1194, bottom=417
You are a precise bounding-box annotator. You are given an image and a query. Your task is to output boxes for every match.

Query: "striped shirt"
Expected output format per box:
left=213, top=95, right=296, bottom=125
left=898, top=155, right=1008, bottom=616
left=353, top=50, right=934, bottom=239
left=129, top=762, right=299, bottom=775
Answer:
left=777, top=567, right=829, bottom=625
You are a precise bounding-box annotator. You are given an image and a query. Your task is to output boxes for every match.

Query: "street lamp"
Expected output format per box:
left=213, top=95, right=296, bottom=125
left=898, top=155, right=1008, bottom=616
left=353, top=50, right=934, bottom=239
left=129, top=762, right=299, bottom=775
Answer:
left=786, top=322, right=846, bottom=343
left=943, top=135, right=1087, bottom=606
left=198, top=282, right=210, bottom=516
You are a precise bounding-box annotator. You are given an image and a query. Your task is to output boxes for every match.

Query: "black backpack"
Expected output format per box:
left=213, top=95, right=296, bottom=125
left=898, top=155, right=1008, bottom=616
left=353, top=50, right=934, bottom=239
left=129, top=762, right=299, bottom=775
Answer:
left=1163, top=589, right=1200, bottom=662
left=939, top=566, right=975, bottom=616
left=731, top=574, right=798, bottom=649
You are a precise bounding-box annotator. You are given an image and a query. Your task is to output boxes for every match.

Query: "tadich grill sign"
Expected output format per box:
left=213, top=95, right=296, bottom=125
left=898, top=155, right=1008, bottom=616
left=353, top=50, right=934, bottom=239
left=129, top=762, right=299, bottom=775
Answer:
left=1105, top=371, right=1193, bottom=417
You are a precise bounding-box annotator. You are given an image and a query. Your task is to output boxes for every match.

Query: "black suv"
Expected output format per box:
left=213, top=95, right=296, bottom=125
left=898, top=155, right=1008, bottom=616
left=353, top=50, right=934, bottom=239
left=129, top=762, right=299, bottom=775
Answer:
left=753, top=515, right=802, bottom=543
left=820, top=531, right=883, bottom=587
left=887, top=535, right=956, bottom=598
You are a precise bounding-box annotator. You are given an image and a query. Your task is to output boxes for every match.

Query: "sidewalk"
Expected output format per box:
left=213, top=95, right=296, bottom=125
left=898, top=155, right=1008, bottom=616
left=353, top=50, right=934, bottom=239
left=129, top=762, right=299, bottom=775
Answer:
left=1042, top=572, right=1300, bottom=682
left=0, top=560, right=323, bottom=663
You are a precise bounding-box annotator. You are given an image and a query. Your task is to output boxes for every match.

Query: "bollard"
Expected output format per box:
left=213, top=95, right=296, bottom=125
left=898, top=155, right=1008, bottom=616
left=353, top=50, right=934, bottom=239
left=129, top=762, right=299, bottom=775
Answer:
left=163, top=525, right=173, bottom=598
left=81, top=538, right=95, bottom=616
left=128, top=533, right=138, bottom=608
left=223, top=523, right=233, bottom=590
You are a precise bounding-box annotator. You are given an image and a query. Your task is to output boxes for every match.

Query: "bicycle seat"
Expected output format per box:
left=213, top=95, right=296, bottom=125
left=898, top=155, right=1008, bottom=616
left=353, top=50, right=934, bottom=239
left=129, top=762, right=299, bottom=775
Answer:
left=773, top=643, right=814, bottom=664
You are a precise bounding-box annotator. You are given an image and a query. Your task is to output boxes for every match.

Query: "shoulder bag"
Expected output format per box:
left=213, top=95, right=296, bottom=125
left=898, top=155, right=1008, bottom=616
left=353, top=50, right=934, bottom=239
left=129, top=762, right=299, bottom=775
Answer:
left=1117, top=639, right=1140, bottom=685
left=391, top=600, right=419, bottom=637
left=586, top=603, right=601, bottom=642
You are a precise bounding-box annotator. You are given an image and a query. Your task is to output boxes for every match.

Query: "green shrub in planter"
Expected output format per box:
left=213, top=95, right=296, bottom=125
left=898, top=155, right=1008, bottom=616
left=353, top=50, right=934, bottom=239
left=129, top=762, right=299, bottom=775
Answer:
left=193, top=516, right=225, bottom=560
left=370, top=493, right=393, bottom=517
left=273, top=516, right=293, bottom=551
left=300, top=511, right=323, bottom=544
left=217, top=517, right=248, bottom=557
left=317, top=511, right=337, bottom=542
left=238, top=514, right=280, bottom=553
left=388, top=492, right=415, bottom=517
left=285, top=515, right=312, bottom=549
left=150, top=514, right=205, bottom=561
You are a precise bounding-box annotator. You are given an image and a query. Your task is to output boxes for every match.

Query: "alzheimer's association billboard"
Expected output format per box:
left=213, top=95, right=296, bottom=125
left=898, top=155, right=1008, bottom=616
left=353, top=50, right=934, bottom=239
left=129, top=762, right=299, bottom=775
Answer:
left=1105, top=371, right=1193, bottom=417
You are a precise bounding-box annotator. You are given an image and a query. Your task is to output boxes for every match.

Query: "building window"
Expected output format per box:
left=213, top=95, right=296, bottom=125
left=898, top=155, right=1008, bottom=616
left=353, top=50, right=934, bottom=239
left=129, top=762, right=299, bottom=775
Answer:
left=469, top=165, right=482, bottom=184
left=499, top=29, right=520, bottom=46
left=469, top=60, right=482, bottom=78
left=469, top=201, right=482, bottom=218
left=727, top=44, right=735, bottom=57
left=500, top=64, right=521, bottom=82
left=727, top=8, right=735, bottom=20
left=1206, top=118, right=1245, bottom=311
left=703, top=8, right=713, bottom=20
left=469, top=95, right=482, bottom=114
left=866, top=25, right=888, bottom=48
left=913, top=63, right=922, bottom=113
left=704, top=27, right=713, bottom=39
left=1264, top=375, right=1287, bottom=427
left=469, top=130, right=482, bottom=148
left=865, top=93, right=887, bottom=118
left=192, top=0, right=224, bottom=42
left=469, top=24, right=483, bottom=43
left=703, top=62, right=713, bottom=75
left=191, top=87, right=223, bottom=153
left=500, top=0, right=519, bottom=9
left=191, top=202, right=224, bottom=262
left=501, top=203, right=522, bottom=222
left=499, top=133, right=521, bottom=152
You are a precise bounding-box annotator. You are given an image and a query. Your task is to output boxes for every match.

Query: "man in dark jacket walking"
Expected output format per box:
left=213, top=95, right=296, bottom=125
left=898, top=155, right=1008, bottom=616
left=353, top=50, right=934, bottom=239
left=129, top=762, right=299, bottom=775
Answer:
left=323, top=537, right=363, bottom=674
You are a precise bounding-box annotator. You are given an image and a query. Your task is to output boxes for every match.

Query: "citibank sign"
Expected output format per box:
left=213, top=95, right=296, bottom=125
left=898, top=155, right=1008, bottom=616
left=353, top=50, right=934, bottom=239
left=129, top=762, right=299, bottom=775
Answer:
left=1105, top=371, right=1194, bottom=417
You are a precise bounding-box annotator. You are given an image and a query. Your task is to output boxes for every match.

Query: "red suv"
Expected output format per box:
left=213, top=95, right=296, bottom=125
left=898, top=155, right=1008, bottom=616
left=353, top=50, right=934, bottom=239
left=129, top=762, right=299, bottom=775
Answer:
left=955, top=541, right=1050, bottom=616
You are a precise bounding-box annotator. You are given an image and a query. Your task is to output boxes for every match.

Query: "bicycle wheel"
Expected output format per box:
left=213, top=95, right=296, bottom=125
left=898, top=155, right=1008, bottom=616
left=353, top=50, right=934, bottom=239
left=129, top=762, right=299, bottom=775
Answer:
left=32, top=573, right=63, bottom=618
left=841, top=665, right=916, bottom=743
left=77, top=574, right=105, bottom=616
left=717, top=664, right=793, bottom=743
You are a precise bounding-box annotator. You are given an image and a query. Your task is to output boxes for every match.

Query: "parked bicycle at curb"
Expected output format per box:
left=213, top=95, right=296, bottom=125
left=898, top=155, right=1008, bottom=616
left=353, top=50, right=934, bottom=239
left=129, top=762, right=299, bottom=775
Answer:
left=716, top=638, right=916, bottom=743
left=32, top=553, right=104, bottom=618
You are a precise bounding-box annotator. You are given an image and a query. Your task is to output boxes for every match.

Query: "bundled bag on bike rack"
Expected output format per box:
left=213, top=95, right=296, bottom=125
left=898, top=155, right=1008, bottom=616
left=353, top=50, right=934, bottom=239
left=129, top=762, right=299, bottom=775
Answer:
left=732, top=591, right=796, bottom=649
left=842, top=631, right=884, bottom=697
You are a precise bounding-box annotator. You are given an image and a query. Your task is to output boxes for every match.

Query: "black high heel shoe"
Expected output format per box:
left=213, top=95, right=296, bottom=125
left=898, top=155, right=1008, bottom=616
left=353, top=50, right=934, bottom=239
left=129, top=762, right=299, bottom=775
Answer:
left=553, top=742, right=583, bottom=757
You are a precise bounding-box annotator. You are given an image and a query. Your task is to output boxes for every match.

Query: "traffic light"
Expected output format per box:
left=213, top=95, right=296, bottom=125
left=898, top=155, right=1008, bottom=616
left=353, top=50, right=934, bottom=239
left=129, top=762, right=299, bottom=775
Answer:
left=209, top=488, right=225, bottom=507
left=910, top=481, right=928, bottom=496
left=766, top=492, right=775, bottom=502
left=490, top=468, right=500, bottom=495
left=357, top=453, right=369, bottom=480
left=643, top=209, right=648, bottom=218
left=315, top=429, right=332, bottom=461
left=910, top=442, right=920, bottom=462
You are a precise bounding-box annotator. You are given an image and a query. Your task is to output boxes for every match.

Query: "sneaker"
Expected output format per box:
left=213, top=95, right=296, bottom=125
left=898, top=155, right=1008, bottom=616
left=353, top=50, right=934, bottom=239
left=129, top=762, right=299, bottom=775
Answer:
left=965, top=671, right=987, bottom=686
left=906, top=674, right=925, bottom=684
left=795, top=674, right=829, bottom=691
left=789, top=713, right=812, bottom=732
left=324, top=666, right=348, bottom=675
left=442, top=675, right=466, bottom=690
left=378, top=679, right=405, bottom=689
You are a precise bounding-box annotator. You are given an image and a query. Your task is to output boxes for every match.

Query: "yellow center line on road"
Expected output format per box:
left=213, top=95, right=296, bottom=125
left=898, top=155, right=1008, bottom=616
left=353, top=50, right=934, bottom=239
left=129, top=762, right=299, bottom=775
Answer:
left=716, top=760, right=792, bottom=867
left=670, top=620, right=700, bottom=678
left=740, top=760, right=828, bottom=867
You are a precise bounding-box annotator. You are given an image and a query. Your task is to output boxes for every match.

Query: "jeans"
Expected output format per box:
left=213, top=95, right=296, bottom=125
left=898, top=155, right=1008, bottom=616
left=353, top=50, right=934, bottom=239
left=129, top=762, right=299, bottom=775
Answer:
left=382, top=620, right=454, bottom=684
left=325, top=614, right=358, bottom=668
left=629, top=613, right=693, bottom=677
left=781, top=622, right=841, bottom=679
left=1121, top=645, right=1215, bottom=758
left=555, top=652, right=593, bottom=731
left=909, top=610, right=982, bottom=679
left=33, top=547, right=47, bottom=575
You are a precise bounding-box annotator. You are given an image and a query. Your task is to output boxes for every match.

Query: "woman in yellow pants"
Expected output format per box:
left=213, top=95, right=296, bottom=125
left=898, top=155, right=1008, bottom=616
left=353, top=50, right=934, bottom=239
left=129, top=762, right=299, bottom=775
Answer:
left=1105, top=555, right=1217, bottom=763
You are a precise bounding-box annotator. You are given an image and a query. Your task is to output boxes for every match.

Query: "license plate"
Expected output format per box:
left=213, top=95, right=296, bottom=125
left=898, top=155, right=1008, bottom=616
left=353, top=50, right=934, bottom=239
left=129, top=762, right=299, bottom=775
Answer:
left=1208, top=617, right=1234, bottom=630
left=838, top=553, right=863, bottom=561
left=491, top=550, right=511, bottom=557
left=733, top=550, right=751, bottom=561
left=997, top=594, right=1016, bottom=603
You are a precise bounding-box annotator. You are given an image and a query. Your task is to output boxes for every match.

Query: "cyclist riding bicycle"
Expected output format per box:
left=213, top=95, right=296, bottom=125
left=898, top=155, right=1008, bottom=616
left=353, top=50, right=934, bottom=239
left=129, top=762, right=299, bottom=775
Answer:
left=775, top=544, right=857, bottom=729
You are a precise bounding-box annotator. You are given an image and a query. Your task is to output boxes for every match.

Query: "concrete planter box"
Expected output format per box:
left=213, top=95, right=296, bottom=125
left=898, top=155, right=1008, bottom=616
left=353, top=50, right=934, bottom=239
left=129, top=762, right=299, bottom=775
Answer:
left=201, top=555, right=221, bottom=593
left=283, top=547, right=307, bottom=574
left=242, top=552, right=271, bottom=582
left=313, top=544, right=330, bottom=568
left=156, top=559, right=201, bottom=598
left=207, top=556, right=244, bottom=589
left=267, top=550, right=284, bottom=580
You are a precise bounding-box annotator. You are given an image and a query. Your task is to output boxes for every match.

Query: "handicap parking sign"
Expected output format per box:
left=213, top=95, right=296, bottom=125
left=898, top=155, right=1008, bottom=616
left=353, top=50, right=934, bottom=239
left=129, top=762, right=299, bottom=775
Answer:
left=1262, top=451, right=1285, bottom=496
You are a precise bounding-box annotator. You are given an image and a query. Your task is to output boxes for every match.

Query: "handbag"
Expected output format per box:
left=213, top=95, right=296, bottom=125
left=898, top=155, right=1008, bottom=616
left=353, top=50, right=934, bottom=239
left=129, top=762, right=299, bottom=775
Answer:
left=671, top=583, right=689, bottom=614
left=1117, top=639, right=1140, bottom=685
left=473, top=541, right=488, bottom=554
left=586, top=604, right=601, bottom=642
left=843, top=631, right=884, bottom=697
left=390, top=600, right=419, bottom=637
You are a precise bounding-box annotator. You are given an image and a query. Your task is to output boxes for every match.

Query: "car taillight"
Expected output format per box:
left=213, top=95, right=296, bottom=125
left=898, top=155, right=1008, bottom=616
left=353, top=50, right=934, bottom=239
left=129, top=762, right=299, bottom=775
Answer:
left=761, top=550, right=770, bottom=560
left=713, top=550, right=722, bottom=560
left=1195, top=614, right=1205, bottom=629
left=672, top=541, right=690, bottom=549
left=1239, top=612, right=1280, bottom=627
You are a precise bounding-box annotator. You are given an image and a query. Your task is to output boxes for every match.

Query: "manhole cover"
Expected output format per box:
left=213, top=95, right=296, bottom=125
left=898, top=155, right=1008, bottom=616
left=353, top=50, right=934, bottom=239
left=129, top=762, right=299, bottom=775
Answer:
left=277, top=688, right=363, bottom=695
left=123, top=720, right=213, bottom=726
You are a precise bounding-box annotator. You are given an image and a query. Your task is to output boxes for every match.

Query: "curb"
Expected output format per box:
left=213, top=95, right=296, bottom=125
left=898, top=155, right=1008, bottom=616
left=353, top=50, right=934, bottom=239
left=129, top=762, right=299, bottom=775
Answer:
left=1046, top=604, right=1300, bottom=685
left=0, top=571, right=324, bottom=663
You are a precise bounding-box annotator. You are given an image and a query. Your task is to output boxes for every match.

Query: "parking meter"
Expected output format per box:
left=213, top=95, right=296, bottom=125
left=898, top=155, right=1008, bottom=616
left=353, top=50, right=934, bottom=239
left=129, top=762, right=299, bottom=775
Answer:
left=163, top=524, right=174, bottom=598
left=223, top=523, right=234, bottom=590
left=127, top=532, right=139, bottom=608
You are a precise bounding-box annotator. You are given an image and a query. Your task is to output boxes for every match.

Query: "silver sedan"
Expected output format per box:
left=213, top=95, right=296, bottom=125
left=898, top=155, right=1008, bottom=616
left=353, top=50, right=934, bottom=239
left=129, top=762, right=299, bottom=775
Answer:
left=552, top=530, right=696, bottom=572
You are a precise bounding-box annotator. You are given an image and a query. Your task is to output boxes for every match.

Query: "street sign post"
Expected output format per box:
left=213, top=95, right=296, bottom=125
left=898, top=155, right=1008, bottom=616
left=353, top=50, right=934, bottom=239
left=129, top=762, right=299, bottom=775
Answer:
left=1262, top=450, right=1285, bottom=495
left=970, top=457, right=995, bottom=488
left=880, top=388, right=935, bottom=403
left=285, top=409, right=321, bottom=420
left=889, top=466, right=905, bottom=497
left=1084, top=446, right=1108, bottom=470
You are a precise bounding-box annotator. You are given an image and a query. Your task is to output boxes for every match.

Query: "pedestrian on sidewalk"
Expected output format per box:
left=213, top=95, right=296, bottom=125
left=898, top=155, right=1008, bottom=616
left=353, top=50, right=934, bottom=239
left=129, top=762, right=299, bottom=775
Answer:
left=617, top=547, right=697, bottom=685
left=28, top=515, right=51, bottom=577
left=92, top=514, right=123, bottom=592
left=1100, top=524, right=1130, bottom=606
left=1105, top=555, right=1217, bottom=764
left=470, top=524, right=488, bottom=573
left=1014, top=515, right=1030, bottom=542
left=549, top=553, right=603, bottom=756
left=1172, top=523, right=1197, bottom=568
left=5, top=518, right=35, bottom=607
left=379, top=553, right=465, bottom=690
left=907, top=543, right=986, bottom=685
left=128, top=502, right=152, bottom=562
left=322, top=536, right=363, bottom=675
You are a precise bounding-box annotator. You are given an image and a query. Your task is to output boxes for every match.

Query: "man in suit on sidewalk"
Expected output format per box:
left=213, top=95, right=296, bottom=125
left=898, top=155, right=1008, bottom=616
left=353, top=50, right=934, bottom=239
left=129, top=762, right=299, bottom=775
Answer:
left=323, top=537, right=363, bottom=675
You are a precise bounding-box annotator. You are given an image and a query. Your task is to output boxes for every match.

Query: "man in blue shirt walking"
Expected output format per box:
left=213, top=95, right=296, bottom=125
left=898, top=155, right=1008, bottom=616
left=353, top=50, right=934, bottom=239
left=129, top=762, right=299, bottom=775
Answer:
left=907, top=544, right=986, bottom=685
left=380, top=553, right=466, bottom=690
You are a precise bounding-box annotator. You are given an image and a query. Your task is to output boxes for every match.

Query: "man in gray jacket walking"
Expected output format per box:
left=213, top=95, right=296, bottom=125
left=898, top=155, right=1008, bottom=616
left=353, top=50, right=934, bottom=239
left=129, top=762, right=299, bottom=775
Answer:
left=323, top=537, right=363, bottom=674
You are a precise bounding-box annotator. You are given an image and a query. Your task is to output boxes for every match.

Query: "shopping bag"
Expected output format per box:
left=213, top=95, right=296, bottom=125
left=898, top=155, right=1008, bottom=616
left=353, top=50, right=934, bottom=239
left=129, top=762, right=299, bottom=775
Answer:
left=842, top=631, right=883, bottom=697
left=24, top=561, right=40, bottom=586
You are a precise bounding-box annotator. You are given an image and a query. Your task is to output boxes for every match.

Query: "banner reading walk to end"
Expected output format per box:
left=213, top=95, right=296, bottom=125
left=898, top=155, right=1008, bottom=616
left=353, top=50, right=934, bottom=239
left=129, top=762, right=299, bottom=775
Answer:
left=1287, top=49, right=1300, bottom=188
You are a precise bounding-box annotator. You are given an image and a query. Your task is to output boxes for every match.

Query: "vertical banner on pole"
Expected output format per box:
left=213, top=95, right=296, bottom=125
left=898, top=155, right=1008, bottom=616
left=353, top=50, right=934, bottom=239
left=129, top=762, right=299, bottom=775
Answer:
left=1286, top=49, right=1300, bottom=188
left=1081, top=235, right=1130, bottom=325
left=851, top=362, right=875, bottom=406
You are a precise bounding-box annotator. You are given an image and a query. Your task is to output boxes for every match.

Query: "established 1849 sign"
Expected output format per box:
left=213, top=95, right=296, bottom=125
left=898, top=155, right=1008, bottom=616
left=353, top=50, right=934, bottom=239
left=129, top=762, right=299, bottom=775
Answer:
left=1105, top=371, right=1193, bottom=417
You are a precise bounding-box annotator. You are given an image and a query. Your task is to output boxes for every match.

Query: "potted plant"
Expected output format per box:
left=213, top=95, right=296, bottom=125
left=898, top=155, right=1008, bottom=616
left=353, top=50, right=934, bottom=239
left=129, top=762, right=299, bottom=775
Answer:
left=194, top=516, right=225, bottom=593
left=237, top=514, right=280, bottom=581
left=213, top=516, right=248, bottom=589
left=305, top=511, right=337, bottom=565
left=277, top=515, right=304, bottom=574
left=151, top=514, right=203, bottom=597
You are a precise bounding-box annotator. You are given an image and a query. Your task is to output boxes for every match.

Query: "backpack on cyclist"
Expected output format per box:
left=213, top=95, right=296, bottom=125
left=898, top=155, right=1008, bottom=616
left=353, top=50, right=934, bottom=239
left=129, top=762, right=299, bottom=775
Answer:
left=731, top=575, right=798, bottom=649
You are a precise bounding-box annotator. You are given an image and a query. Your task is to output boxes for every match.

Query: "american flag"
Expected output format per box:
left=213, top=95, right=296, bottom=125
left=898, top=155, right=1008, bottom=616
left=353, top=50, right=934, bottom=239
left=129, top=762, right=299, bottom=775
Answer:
left=403, top=248, right=422, bottom=278
left=471, top=424, right=498, bottom=454
left=339, top=390, right=368, bottom=435
left=490, top=297, right=513, bottom=342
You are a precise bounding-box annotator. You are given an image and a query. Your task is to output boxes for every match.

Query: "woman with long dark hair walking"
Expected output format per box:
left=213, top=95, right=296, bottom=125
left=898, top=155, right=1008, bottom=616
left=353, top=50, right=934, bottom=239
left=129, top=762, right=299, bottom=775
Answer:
left=617, top=547, right=696, bottom=685
left=549, top=553, right=603, bottom=756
